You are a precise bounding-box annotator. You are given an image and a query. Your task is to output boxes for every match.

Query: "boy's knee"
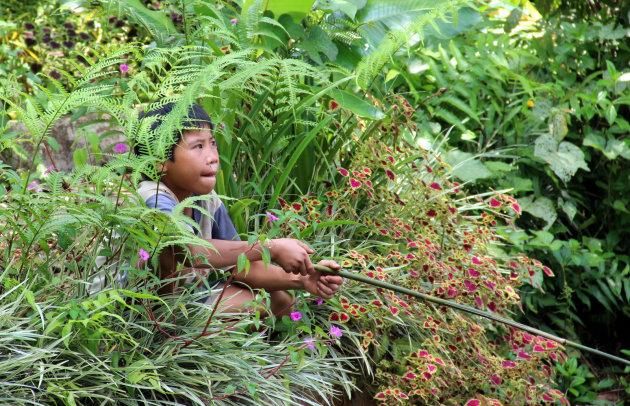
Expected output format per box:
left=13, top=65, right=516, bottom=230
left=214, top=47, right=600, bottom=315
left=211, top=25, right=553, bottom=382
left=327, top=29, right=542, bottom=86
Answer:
left=270, top=290, right=296, bottom=318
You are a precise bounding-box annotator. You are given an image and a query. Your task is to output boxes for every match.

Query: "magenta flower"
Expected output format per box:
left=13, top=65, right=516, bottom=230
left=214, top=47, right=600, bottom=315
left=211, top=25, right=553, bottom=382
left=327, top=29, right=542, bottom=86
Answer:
left=27, top=181, right=40, bottom=192
left=304, top=337, right=315, bottom=350
left=230, top=18, right=238, bottom=24
left=329, top=325, right=342, bottom=338
left=43, top=165, right=54, bottom=175
left=139, top=248, right=150, bottom=261
left=265, top=211, right=279, bottom=221
left=290, top=311, right=302, bottom=321
left=316, top=298, right=324, bottom=306
left=114, top=143, right=128, bottom=153
left=119, top=64, right=130, bottom=73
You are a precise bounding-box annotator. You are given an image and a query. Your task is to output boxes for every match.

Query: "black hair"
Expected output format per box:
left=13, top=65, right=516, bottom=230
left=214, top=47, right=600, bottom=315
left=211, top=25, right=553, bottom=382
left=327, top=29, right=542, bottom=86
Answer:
left=135, top=102, right=214, bottom=162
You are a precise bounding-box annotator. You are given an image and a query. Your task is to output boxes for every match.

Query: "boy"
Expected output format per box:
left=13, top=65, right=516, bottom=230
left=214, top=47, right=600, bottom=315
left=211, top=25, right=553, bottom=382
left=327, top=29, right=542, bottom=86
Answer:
left=135, top=102, right=343, bottom=317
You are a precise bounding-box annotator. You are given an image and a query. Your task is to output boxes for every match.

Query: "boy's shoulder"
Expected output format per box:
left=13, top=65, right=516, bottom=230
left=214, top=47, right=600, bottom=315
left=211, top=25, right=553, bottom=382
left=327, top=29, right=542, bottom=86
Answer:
left=137, top=180, right=223, bottom=213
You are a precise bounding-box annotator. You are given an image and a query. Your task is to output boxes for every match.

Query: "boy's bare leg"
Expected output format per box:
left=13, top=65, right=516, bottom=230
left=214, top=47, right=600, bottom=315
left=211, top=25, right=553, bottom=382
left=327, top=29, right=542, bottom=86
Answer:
left=269, top=290, right=296, bottom=318
left=208, top=287, right=295, bottom=318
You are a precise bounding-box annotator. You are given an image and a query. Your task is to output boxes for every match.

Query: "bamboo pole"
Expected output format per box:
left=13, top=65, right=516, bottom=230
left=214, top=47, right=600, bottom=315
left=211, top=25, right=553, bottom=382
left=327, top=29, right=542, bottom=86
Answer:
left=315, top=265, right=630, bottom=367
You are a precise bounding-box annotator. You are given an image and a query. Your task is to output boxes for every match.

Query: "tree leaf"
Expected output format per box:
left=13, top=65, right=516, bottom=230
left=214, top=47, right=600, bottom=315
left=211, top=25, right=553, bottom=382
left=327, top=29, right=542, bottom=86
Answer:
left=518, top=195, right=557, bottom=230
left=444, top=150, right=492, bottom=182
left=327, top=89, right=385, bottom=119
left=243, top=0, right=316, bottom=23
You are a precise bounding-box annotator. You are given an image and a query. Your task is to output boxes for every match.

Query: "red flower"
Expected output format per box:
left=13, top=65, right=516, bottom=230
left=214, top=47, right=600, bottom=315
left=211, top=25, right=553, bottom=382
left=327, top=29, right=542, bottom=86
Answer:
left=429, top=182, right=442, bottom=191
left=337, top=168, right=349, bottom=177
left=385, top=169, right=395, bottom=181
left=330, top=100, right=340, bottom=110
left=489, top=197, right=502, bottom=207
left=517, top=350, right=532, bottom=359
left=426, top=209, right=437, bottom=217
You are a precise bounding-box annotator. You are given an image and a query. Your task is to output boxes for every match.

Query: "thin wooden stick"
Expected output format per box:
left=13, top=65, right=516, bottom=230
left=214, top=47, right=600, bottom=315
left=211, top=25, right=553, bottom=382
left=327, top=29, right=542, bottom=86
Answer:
left=315, top=265, right=630, bottom=367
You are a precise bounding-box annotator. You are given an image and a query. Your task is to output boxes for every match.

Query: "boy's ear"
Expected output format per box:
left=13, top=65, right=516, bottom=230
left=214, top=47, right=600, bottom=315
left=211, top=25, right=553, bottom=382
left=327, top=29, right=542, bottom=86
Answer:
left=156, top=160, right=168, bottom=174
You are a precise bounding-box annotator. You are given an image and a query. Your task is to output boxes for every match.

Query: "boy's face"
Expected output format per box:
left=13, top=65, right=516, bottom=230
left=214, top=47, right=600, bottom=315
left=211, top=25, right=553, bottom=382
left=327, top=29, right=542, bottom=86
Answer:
left=160, top=127, right=219, bottom=201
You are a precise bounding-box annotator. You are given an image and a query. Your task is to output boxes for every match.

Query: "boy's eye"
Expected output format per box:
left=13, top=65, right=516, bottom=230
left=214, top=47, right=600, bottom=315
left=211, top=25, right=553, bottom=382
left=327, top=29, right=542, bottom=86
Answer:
left=193, top=144, right=203, bottom=149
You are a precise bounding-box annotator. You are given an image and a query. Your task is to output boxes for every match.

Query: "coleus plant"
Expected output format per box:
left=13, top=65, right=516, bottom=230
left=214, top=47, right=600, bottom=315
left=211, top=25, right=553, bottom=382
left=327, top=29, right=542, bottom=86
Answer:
left=272, top=122, right=566, bottom=404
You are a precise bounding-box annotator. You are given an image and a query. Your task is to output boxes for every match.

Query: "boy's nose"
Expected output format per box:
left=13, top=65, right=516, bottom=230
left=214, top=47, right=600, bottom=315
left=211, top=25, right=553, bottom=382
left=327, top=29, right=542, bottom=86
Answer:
left=206, top=149, right=219, bottom=165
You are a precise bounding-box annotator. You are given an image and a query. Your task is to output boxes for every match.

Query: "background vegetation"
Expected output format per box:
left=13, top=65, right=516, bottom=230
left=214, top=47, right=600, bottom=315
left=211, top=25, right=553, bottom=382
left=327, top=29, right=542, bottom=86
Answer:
left=1, top=0, right=629, bottom=404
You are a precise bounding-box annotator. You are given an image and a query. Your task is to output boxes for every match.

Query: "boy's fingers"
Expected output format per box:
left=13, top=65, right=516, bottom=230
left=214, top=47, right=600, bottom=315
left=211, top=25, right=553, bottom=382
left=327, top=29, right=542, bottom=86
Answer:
left=304, top=256, right=315, bottom=275
left=297, top=240, right=314, bottom=254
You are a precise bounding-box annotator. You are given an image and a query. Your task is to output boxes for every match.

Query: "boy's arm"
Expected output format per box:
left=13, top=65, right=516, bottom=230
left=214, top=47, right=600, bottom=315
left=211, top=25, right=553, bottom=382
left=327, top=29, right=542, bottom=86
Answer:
left=234, top=259, right=343, bottom=299
left=187, top=238, right=316, bottom=276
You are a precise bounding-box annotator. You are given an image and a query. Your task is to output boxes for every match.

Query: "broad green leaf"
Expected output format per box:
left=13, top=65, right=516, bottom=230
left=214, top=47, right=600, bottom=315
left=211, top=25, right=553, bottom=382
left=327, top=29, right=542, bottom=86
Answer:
left=484, top=161, right=514, bottom=173
left=504, top=7, right=522, bottom=33
left=104, top=0, right=178, bottom=47
left=45, top=136, right=59, bottom=153
left=301, top=26, right=338, bottom=64
left=243, top=0, right=316, bottom=23
left=444, top=150, right=492, bottom=182
left=518, top=195, right=557, bottom=230
left=551, top=113, right=568, bottom=141
left=316, top=0, right=366, bottom=19
left=73, top=148, right=88, bottom=167
left=534, top=133, right=589, bottom=182
left=327, top=89, right=385, bottom=119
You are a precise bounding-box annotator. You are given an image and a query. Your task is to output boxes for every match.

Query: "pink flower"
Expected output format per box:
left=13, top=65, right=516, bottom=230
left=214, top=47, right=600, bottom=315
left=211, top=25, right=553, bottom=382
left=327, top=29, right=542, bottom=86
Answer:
left=489, top=197, right=501, bottom=207
left=119, top=64, right=130, bottom=73
left=139, top=248, right=150, bottom=261
left=290, top=311, right=302, bottom=321
left=472, top=257, right=483, bottom=265
left=337, top=168, right=349, bottom=177
left=518, top=350, right=532, bottom=359
left=230, top=18, right=238, bottom=24
left=329, top=325, right=342, bottom=338
left=114, top=143, right=128, bottom=153
left=305, top=337, right=315, bottom=350
left=429, top=182, right=442, bottom=191
left=316, top=298, right=324, bottom=306
left=501, top=360, right=516, bottom=367
left=44, top=165, right=54, bottom=175
left=265, top=211, right=279, bottom=221
left=27, top=181, right=40, bottom=192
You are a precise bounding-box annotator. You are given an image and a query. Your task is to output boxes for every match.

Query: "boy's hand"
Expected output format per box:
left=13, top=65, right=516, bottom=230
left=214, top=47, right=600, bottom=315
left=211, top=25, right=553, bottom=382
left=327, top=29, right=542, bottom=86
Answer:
left=303, top=259, right=344, bottom=299
left=268, top=238, right=315, bottom=276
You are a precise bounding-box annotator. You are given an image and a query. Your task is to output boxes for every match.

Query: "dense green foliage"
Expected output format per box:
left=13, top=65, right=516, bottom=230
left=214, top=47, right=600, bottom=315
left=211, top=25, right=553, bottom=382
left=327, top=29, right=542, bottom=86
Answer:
left=1, top=0, right=629, bottom=405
